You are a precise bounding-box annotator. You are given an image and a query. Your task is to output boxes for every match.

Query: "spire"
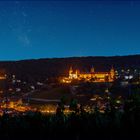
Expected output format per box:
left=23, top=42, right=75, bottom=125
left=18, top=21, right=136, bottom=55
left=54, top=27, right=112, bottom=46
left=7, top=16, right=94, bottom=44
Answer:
left=69, top=66, right=73, bottom=74
left=91, top=66, right=95, bottom=73
left=110, top=65, right=115, bottom=80
left=110, top=65, right=115, bottom=72
left=75, top=69, right=80, bottom=75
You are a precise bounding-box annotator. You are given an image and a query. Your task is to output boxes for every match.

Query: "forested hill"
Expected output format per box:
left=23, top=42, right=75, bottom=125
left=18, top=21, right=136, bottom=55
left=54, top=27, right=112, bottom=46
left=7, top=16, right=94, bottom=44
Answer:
left=0, top=55, right=140, bottom=80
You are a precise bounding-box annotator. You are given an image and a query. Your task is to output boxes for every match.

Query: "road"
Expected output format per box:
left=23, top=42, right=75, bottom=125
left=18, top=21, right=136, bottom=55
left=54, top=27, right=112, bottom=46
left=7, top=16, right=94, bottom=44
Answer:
left=29, top=98, right=60, bottom=103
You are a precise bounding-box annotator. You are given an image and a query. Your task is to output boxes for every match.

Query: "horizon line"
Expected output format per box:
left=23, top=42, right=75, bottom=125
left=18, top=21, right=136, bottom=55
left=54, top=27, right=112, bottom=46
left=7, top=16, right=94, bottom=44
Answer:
left=0, top=54, right=140, bottom=62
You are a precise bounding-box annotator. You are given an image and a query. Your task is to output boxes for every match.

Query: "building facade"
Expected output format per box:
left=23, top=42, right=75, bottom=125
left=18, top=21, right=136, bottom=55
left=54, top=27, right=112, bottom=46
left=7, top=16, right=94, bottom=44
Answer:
left=68, top=66, right=115, bottom=82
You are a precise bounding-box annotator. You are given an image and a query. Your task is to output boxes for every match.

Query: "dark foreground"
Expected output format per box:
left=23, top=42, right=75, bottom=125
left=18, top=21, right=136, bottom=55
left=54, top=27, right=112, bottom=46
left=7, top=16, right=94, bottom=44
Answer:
left=0, top=94, right=140, bottom=140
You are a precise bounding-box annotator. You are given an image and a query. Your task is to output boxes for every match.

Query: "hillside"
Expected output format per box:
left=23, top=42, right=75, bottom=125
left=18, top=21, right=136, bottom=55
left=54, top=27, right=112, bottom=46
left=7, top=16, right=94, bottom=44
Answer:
left=0, top=55, right=140, bottom=81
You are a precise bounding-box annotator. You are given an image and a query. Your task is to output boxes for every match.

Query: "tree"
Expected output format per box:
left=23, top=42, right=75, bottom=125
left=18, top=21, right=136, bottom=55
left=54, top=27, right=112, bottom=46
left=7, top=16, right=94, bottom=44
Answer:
left=56, top=96, right=66, bottom=116
left=69, top=99, right=78, bottom=113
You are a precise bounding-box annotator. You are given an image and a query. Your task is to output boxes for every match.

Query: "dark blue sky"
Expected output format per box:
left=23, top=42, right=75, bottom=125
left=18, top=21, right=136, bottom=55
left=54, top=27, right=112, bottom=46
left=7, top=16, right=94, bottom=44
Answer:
left=0, top=0, right=140, bottom=60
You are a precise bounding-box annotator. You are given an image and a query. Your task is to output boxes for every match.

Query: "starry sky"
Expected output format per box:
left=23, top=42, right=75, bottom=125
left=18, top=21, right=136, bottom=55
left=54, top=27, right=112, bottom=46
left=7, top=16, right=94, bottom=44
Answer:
left=0, top=0, right=140, bottom=60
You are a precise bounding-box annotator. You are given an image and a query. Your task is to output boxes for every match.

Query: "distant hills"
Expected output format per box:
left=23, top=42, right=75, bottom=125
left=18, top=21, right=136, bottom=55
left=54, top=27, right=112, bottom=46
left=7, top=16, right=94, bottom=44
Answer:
left=0, top=55, right=140, bottom=81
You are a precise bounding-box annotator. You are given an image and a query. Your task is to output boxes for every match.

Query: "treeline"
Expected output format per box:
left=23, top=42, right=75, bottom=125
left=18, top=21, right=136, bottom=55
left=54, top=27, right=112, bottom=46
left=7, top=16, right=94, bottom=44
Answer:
left=0, top=55, right=140, bottom=82
left=0, top=93, right=140, bottom=140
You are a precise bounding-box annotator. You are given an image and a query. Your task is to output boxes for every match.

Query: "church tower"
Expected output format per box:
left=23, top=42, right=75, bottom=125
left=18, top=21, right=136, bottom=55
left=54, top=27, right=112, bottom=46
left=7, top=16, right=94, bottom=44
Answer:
left=69, top=67, right=73, bottom=75
left=75, top=70, right=79, bottom=79
left=110, top=66, right=115, bottom=80
left=90, top=66, right=95, bottom=73
left=69, top=67, right=73, bottom=79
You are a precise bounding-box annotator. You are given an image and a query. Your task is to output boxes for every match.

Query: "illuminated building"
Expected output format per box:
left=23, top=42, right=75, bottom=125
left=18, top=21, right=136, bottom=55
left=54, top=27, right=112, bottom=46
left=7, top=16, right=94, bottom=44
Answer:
left=68, top=66, right=115, bottom=82
left=0, top=69, right=6, bottom=80
left=0, top=69, right=6, bottom=93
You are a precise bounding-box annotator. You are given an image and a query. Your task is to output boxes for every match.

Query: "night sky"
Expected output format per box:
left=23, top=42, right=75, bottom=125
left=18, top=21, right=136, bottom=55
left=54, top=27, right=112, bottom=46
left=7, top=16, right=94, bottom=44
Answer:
left=0, top=0, right=140, bottom=60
